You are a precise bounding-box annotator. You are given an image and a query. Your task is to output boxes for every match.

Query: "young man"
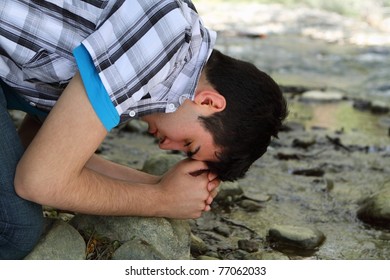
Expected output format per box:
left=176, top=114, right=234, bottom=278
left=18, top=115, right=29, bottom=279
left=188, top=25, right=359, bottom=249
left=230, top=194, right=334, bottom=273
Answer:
left=0, top=0, right=287, bottom=259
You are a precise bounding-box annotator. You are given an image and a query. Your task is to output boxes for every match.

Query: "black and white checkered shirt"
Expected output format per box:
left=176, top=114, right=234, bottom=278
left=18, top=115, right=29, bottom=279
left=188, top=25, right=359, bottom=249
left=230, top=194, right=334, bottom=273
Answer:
left=0, top=0, right=216, bottom=129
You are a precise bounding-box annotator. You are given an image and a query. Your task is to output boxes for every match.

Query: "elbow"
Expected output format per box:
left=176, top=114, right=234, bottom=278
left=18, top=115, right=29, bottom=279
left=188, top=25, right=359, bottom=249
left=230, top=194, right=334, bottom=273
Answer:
left=14, top=164, right=50, bottom=203
left=14, top=166, right=36, bottom=202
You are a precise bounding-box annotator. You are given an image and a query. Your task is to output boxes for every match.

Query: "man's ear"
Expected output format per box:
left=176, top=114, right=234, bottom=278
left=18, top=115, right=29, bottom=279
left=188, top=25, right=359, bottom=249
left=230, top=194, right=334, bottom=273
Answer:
left=194, top=90, right=226, bottom=112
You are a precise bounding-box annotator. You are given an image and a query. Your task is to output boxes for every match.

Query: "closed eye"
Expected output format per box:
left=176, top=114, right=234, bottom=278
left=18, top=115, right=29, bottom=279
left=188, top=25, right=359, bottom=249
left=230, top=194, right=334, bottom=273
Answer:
left=187, top=146, right=200, bottom=158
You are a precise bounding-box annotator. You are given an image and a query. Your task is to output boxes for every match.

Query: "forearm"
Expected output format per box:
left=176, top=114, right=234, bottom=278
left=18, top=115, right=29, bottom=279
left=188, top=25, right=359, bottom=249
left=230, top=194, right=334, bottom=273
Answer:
left=86, top=154, right=160, bottom=184
left=18, top=115, right=158, bottom=184
left=31, top=166, right=163, bottom=216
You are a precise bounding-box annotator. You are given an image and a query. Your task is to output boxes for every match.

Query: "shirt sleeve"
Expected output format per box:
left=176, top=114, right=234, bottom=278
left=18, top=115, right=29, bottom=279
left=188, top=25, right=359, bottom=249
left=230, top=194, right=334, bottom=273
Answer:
left=73, top=0, right=216, bottom=125
left=73, top=44, right=120, bottom=131
left=79, top=0, right=190, bottom=117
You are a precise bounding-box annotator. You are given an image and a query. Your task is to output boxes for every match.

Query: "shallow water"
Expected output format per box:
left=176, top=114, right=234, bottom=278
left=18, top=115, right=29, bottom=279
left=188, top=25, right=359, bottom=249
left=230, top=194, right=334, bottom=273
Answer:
left=289, top=101, right=390, bottom=145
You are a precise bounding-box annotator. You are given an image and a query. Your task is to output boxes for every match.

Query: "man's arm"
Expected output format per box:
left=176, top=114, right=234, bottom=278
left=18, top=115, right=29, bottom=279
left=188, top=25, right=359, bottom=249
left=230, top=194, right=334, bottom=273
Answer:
left=86, top=154, right=160, bottom=184
left=18, top=115, right=160, bottom=184
left=14, top=73, right=213, bottom=219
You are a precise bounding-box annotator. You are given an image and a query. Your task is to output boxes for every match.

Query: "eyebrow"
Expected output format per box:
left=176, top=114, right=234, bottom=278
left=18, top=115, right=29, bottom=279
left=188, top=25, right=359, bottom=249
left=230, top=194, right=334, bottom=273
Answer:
left=187, top=146, right=201, bottom=158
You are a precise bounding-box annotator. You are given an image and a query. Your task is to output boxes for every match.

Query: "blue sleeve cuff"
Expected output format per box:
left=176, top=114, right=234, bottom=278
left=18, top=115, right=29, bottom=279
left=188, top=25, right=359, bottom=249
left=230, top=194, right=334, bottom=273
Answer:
left=73, top=44, right=119, bottom=131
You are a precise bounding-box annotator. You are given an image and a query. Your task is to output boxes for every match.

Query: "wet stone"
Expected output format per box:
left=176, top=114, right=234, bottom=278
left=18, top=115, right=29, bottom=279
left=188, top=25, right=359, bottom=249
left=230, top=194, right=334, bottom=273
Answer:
left=370, top=100, right=390, bottom=114
left=238, top=239, right=259, bottom=253
left=214, top=181, right=243, bottom=206
left=190, top=233, right=208, bottom=256
left=267, top=225, right=326, bottom=250
left=213, top=225, right=231, bottom=237
left=357, top=186, right=390, bottom=229
left=237, top=199, right=263, bottom=212
left=300, top=90, right=344, bottom=102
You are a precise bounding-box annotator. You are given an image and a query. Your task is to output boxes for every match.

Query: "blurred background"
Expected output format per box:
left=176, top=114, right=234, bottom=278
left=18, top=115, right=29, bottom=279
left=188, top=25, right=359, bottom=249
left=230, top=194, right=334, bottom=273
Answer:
left=196, top=0, right=390, bottom=141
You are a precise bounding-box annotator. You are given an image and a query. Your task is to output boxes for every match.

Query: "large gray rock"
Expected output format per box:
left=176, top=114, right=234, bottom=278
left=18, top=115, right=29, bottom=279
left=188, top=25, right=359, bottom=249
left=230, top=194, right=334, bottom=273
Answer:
left=25, top=219, right=86, bottom=260
left=357, top=187, right=390, bottom=229
left=70, top=215, right=191, bottom=260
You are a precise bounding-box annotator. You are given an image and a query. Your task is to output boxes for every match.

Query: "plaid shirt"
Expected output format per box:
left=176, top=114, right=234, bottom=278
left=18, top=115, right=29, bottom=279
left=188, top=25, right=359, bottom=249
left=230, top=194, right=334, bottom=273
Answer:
left=0, top=0, right=216, bottom=129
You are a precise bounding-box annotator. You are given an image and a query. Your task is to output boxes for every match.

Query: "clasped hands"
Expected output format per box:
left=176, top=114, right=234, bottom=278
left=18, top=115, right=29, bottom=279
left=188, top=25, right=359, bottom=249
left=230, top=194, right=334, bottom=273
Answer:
left=157, top=158, right=221, bottom=219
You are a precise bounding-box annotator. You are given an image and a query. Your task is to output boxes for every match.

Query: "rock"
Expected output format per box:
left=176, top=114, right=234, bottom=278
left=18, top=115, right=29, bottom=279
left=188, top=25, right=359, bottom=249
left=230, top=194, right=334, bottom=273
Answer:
left=190, top=233, right=208, bottom=256
left=300, top=90, right=344, bottom=102
left=214, top=181, right=243, bottom=206
left=357, top=187, right=390, bottom=229
left=267, top=225, right=326, bottom=250
left=196, top=255, right=220, bottom=260
left=370, top=100, right=389, bottom=114
left=280, top=121, right=306, bottom=132
left=291, top=168, right=325, bottom=177
left=242, top=192, right=271, bottom=203
left=142, top=153, right=184, bottom=175
left=122, top=120, right=149, bottom=133
left=25, top=219, right=86, bottom=260
left=292, top=136, right=316, bottom=149
left=70, top=215, right=191, bottom=259
left=112, top=239, right=166, bottom=260
left=213, top=224, right=231, bottom=237
left=353, top=99, right=372, bottom=111
left=237, top=199, right=263, bottom=212
left=352, top=99, right=390, bottom=114
left=238, top=239, right=259, bottom=253
left=244, top=250, right=290, bottom=260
